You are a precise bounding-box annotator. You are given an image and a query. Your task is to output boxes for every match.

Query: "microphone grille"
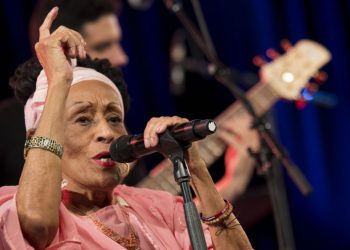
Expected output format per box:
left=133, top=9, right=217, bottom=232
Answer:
left=208, top=121, right=217, bottom=132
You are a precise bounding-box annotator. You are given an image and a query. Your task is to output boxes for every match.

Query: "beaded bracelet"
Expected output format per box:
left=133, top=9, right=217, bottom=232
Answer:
left=24, top=136, right=64, bottom=159
left=200, top=200, right=233, bottom=226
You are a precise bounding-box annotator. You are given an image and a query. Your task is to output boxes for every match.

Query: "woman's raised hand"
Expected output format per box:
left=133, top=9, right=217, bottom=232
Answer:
left=34, top=7, right=87, bottom=84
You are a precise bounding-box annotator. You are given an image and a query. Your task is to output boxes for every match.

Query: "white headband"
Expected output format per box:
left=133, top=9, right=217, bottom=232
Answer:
left=24, top=66, right=124, bottom=131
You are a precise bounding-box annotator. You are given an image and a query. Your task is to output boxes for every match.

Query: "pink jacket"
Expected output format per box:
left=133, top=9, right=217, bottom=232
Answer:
left=0, top=185, right=213, bottom=249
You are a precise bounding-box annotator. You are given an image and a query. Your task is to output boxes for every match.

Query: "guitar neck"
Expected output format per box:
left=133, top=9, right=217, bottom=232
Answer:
left=200, top=82, right=280, bottom=165
left=136, top=82, right=280, bottom=194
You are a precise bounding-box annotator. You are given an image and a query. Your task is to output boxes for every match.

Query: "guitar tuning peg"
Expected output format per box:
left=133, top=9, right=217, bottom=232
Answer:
left=266, top=48, right=280, bottom=59
left=295, top=98, right=307, bottom=109
left=252, top=55, right=267, bottom=67
left=313, top=71, right=328, bottom=84
left=280, top=39, right=292, bottom=52
left=296, top=88, right=314, bottom=109
left=307, top=82, right=319, bottom=93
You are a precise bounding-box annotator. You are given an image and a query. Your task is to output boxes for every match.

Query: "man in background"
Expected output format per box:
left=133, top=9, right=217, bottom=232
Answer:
left=30, top=0, right=128, bottom=67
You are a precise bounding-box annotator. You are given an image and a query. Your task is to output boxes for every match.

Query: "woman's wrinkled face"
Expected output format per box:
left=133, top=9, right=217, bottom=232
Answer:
left=62, top=80, right=127, bottom=191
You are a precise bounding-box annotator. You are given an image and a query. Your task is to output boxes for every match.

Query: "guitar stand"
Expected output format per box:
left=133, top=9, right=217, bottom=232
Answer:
left=157, top=130, right=207, bottom=250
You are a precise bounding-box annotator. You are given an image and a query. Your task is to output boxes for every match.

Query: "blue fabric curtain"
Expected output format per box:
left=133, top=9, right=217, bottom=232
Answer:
left=1, top=0, right=349, bottom=249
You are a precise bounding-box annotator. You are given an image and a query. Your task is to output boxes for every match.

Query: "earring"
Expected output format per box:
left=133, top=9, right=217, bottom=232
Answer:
left=61, top=179, right=68, bottom=189
left=120, top=163, right=130, bottom=177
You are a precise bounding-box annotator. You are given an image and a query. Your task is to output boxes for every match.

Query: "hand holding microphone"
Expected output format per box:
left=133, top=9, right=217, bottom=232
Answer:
left=110, top=118, right=216, bottom=163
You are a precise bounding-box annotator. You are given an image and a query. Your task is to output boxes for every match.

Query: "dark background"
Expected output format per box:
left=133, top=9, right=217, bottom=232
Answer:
left=1, top=0, right=350, bottom=249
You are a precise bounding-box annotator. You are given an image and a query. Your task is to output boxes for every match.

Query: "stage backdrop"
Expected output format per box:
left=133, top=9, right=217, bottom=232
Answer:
left=0, top=0, right=349, bottom=249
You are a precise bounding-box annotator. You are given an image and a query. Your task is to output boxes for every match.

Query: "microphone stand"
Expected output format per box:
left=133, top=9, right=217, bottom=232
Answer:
left=163, top=1, right=313, bottom=249
left=157, top=130, right=207, bottom=250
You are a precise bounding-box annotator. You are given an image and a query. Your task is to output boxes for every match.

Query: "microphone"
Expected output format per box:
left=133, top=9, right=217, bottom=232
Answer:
left=169, top=30, right=215, bottom=95
left=110, top=119, right=216, bottom=163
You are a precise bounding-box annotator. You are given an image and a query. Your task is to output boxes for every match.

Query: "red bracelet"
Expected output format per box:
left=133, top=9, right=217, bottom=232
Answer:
left=200, top=200, right=232, bottom=223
